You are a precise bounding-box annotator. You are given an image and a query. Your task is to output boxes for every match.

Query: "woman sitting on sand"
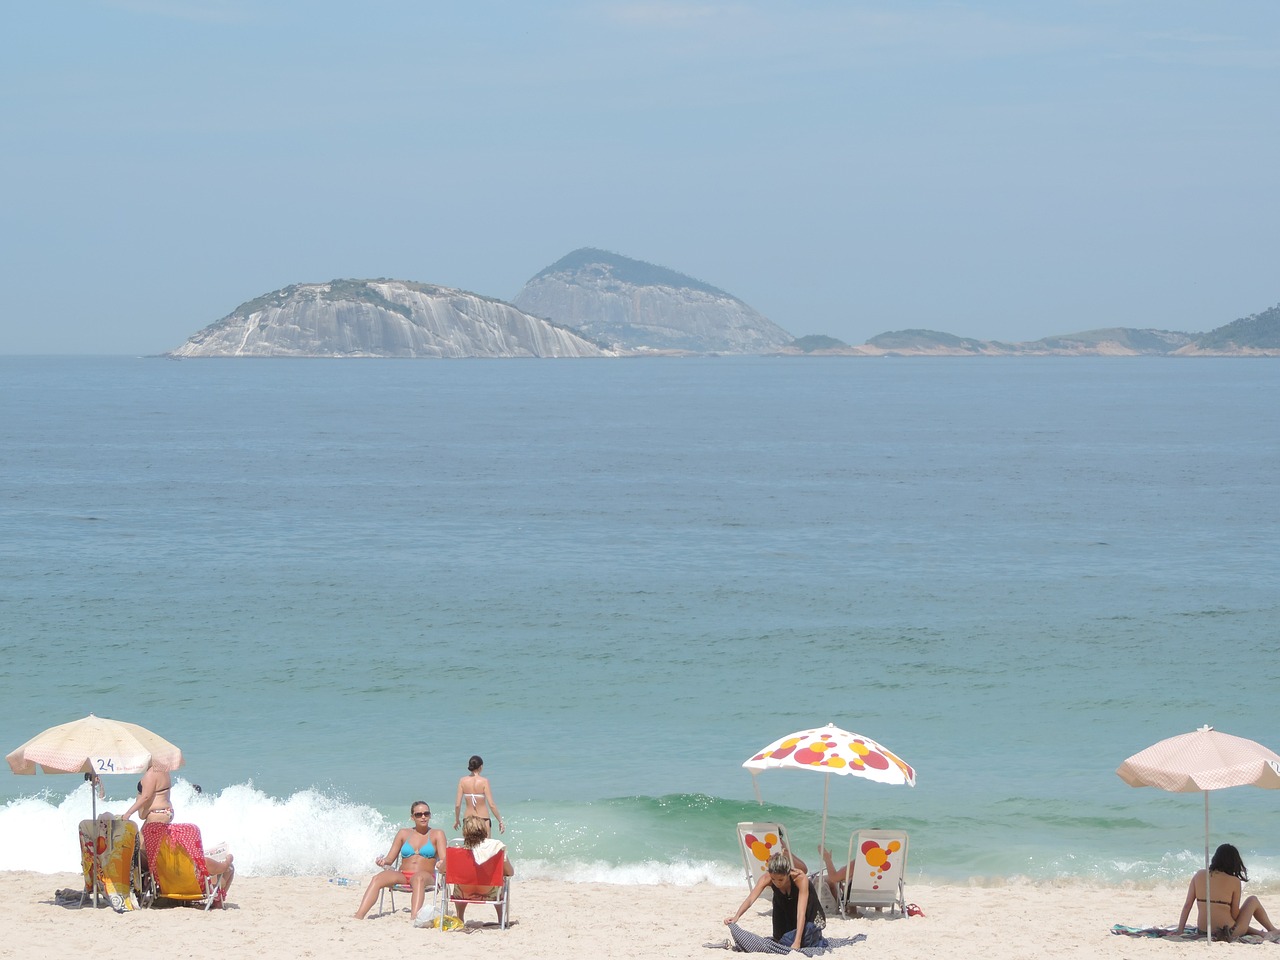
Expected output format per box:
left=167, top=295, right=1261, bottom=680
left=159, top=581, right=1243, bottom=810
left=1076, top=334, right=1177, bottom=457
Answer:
left=454, top=755, right=504, bottom=834
left=724, top=850, right=826, bottom=951
left=1175, top=843, right=1277, bottom=941
left=354, top=801, right=447, bottom=920
left=452, top=815, right=515, bottom=926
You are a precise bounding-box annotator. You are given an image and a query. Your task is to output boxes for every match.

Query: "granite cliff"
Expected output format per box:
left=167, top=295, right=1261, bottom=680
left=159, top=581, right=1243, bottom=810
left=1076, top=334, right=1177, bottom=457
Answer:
left=168, top=279, right=612, bottom=358
left=513, top=248, right=793, bottom=354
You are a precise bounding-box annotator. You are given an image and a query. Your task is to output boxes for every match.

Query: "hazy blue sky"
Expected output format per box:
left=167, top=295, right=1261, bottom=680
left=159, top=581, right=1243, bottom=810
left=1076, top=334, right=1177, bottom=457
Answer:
left=3, top=1, right=1278, bottom=354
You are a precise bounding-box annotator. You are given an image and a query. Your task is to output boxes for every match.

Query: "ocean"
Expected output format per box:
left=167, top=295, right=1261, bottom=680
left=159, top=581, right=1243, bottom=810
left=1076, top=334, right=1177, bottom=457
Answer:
left=2, top=355, right=1278, bottom=887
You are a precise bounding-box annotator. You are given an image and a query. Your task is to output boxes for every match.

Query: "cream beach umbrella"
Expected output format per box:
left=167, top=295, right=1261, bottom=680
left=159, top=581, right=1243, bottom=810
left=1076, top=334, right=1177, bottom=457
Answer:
left=1116, top=725, right=1280, bottom=943
left=743, top=722, right=916, bottom=851
left=7, top=713, right=184, bottom=817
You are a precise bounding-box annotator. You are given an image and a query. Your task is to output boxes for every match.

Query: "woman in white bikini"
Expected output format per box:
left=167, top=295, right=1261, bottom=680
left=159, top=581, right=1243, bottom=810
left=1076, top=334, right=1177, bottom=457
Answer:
left=1175, top=843, right=1277, bottom=941
left=454, top=755, right=504, bottom=834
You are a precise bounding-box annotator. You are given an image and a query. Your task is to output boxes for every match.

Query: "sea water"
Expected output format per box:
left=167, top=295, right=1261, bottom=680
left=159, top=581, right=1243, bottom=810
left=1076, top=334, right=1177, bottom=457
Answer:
left=1, top=356, right=1277, bottom=887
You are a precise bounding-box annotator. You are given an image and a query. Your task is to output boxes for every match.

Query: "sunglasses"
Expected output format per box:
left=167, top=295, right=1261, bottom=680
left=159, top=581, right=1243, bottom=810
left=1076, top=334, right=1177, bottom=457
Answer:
left=413, top=811, right=431, bottom=818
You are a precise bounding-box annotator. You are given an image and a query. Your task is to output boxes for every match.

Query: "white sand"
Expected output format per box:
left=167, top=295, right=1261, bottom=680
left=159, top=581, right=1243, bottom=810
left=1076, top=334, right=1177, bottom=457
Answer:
left=0, top=871, right=1225, bottom=959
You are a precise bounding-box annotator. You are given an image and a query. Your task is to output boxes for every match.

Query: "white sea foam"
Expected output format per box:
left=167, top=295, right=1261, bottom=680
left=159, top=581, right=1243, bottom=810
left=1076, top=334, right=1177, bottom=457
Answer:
left=1, top=779, right=393, bottom=877
left=0, top=780, right=743, bottom=885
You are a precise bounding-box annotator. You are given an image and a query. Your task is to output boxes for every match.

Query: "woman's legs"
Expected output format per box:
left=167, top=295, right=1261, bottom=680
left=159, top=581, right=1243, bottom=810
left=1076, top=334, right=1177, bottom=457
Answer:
left=205, top=853, right=234, bottom=894
left=819, top=845, right=847, bottom=904
left=1233, top=896, right=1276, bottom=937
left=410, top=867, right=436, bottom=917
left=778, top=923, right=826, bottom=948
left=354, top=870, right=407, bottom=919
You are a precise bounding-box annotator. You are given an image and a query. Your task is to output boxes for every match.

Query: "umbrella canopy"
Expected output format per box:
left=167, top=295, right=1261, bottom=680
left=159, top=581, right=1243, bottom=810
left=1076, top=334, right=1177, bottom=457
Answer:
left=743, top=723, right=915, bottom=850
left=6, top=713, right=183, bottom=777
left=1116, top=726, right=1280, bottom=793
left=1116, top=725, right=1280, bottom=944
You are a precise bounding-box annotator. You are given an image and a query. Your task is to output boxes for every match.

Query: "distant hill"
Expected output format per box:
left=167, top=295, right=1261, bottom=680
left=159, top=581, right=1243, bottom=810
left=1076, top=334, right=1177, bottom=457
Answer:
left=791, top=334, right=848, bottom=352
left=780, top=310, right=1279, bottom=357
left=1179, top=303, right=1280, bottom=355
left=513, top=248, right=793, bottom=354
left=168, top=279, right=612, bottom=358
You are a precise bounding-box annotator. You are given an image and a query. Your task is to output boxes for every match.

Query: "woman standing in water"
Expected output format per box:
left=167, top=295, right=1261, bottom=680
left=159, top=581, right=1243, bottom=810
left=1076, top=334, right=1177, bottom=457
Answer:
left=454, top=755, right=504, bottom=834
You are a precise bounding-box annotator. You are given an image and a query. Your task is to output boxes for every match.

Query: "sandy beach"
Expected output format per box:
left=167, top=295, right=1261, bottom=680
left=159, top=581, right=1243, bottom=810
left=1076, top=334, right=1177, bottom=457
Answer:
left=0, top=871, right=1234, bottom=959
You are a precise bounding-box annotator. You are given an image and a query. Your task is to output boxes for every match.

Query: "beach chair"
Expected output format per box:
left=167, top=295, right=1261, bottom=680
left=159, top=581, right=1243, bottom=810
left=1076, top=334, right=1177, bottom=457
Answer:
left=141, top=822, right=227, bottom=910
left=838, top=829, right=908, bottom=917
left=736, top=821, right=793, bottom=890
left=77, top=817, right=140, bottom=911
left=378, top=861, right=438, bottom=917
left=434, top=844, right=511, bottom=930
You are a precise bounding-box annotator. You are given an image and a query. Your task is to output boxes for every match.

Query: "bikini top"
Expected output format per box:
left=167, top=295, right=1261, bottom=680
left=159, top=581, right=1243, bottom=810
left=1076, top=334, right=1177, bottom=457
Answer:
left=401, top=838, right=436, bottom=859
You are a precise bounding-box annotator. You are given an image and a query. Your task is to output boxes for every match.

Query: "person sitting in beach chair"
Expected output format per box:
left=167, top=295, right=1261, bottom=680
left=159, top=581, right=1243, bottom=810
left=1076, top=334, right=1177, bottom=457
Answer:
left=440, top=815, right=514, bottom=928
left=1175, top=843, right=1277, bottom=941
left=820, top=830, right=909, bottom=917
left=724, top=850, right=827, bottom=951
left=78, top=813, right=140, bottom=912
left=354, top=801, right=446, bottom=920
left=735, top=822, right=808, bottom=891
left=141, top=821, right=234, bottom=909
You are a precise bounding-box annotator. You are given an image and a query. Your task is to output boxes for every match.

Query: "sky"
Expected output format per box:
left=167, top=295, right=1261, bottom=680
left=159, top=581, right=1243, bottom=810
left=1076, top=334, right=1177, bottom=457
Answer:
left=2, top=1, right=1278, bottom=354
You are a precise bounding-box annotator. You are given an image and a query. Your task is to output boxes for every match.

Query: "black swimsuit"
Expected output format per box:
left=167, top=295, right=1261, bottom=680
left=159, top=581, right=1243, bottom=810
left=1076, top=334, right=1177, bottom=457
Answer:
left=769, top=875, right=819, bottom=942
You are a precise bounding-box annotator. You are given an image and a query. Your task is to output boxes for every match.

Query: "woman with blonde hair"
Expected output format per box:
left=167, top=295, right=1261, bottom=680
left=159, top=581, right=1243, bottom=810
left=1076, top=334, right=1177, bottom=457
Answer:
left=452, top=815, right=514, bottom=925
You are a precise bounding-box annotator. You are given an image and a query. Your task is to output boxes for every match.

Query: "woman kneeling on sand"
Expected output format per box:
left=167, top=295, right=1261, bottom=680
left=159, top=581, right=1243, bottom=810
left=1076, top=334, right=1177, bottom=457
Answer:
left=1176, top=843, right=1277, bottom=941
left=725, top=850, right=826, bottom=951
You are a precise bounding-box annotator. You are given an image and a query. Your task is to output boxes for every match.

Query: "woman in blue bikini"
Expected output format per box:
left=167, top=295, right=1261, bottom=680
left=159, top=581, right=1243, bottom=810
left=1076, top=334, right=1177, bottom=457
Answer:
left=354, top=801, right=447, bottom=920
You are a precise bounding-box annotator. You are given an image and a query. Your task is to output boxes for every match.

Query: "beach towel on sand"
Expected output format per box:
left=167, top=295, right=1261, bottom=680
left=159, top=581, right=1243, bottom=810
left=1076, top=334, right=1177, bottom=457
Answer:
left=1111, top=924, right=1272, bottom=944
left=724, top=924, right=866, bottom=954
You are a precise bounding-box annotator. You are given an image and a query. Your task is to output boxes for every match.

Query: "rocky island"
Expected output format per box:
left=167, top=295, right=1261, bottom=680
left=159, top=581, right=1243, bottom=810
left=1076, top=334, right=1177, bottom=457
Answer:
left=167, top=252, right=1279, bottom=359
left=512, top=248, right=793, bottom=354
left=168, top=279, right=613, bottom=358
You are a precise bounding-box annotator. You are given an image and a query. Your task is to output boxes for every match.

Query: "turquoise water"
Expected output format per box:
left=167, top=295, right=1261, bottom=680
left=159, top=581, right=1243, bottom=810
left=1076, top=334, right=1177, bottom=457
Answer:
left=2, top=356, right=1278, bottom=885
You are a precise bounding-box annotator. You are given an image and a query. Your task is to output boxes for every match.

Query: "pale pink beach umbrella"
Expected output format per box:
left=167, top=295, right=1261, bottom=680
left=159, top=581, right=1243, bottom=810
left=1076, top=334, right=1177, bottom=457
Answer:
left=743, top=722, right=916, bottom=851
left=1116, top=725, right=1280, bottom=944
left=7, top=713, right=184, bottom=817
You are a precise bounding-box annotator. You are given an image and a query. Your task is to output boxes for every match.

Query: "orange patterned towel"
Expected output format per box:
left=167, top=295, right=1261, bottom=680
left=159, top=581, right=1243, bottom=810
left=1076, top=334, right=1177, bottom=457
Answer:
left=78, top=818, right=138, bottom=912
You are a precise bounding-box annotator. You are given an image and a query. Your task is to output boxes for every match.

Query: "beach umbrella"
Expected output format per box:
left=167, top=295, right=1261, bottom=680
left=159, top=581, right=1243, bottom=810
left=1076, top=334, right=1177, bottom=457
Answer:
left=743, top=722, right=915, bottom=851
left=1116, top=725, right=1280, bottom=944
left=6, top=714, right=184, bottom=817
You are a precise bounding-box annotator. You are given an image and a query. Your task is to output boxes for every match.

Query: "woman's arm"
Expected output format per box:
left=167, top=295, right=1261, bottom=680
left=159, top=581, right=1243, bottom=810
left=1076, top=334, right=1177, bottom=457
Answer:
left=484, top=780, right=504, bottom=833
left=122, top=776, right=157, bottom=821
left=724, top=873, right=770, bottom=926
left=792, top=871, right=810, bottom=951
left=453, top=779, right=464, bottom=829
left=1175, top=876, right=1197, bottom=933
left=375, top=828, right=407, bottom=867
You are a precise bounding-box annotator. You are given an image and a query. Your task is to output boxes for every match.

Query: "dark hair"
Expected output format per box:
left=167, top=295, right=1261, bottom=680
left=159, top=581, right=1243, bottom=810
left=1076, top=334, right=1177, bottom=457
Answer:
left=467, top=755, right=484, bottom=772
left=1210, top=843, right=1248, bottom=882
left=410, top=800, right=429, bottom=814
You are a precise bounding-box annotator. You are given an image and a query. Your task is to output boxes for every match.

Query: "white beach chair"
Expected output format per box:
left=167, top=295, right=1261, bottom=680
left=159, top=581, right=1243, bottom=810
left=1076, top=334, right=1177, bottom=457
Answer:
left=838, top=829, right=908, bottom=917
left=736, top=821, right=794, bottom=890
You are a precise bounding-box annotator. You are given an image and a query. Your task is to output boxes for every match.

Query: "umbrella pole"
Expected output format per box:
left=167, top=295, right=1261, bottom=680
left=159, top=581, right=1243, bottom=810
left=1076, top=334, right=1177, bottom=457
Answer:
left=1204, top=791, right=1211, bottom=945
left=821, top=774, right=830, bottom=854
left=90, top=778, right=99, bottom=909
